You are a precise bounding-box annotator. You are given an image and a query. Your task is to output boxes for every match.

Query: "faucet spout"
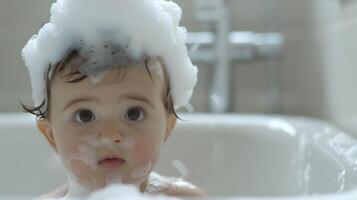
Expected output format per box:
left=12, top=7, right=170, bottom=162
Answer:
left=209, top=4, right=231, bottom=113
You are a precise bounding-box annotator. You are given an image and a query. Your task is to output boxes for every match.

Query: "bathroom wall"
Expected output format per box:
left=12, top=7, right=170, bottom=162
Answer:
left=316, top=0, right=357, bottom=136
left=278, top=0, right=330, bottom=118
left=277, top=0, right=357, bottom=137
left=0, top=0, right=52, bottom=112
left=1, top=0, right=357, bottom=136
left=179, top=0, right=357, bottom=138
left=176, top=0, right=274, bottom=113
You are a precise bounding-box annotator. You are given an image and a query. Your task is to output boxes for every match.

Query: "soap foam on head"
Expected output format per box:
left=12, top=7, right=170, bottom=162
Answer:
left=22, top=0, right=198, bottom=110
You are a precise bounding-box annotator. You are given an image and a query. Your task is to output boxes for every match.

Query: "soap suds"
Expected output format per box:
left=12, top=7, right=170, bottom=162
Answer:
left=22, top=0, right=198, bottom=109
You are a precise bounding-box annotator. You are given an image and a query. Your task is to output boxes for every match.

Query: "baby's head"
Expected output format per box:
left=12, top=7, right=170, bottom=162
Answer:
left=24, top=47, right=177, bottom=193
left=21, top=0, right=197, bottom=196
left=24, top=48, right=176, bottom=120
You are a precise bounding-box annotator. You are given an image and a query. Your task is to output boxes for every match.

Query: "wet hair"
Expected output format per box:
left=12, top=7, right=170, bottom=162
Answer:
left=21, top=49, right=179, bottom=120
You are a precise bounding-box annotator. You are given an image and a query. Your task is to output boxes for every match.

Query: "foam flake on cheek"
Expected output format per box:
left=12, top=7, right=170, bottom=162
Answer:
left=83, top=132, right=135, bottom=150
left=121, top=134, right=135, bottom=149
left=99, top=134, right=135, bottom=148
left=83, top=134, right=113, bottom=148
left=83, top=134, right=101, bottom=147
left=101, top=137, right=112, bottom=145
left=77, top=144, right=98, bottom=170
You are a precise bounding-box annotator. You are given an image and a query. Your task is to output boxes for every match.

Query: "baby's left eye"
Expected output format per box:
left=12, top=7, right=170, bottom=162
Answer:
left=124, top=107, right=145, bottom=121
left=74, top=109, right=96, bottom=123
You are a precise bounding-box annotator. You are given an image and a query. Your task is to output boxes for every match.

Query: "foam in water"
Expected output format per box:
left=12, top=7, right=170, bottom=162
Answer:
left=22, top=0, right=198, bottom=110
left=85, top=184, right=179, bottom=200
left=42, top=184, right=179, bottom=200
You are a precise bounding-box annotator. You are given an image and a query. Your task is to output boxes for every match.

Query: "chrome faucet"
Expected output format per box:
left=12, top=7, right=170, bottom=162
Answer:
left=187, top=0, right=283, bottom=113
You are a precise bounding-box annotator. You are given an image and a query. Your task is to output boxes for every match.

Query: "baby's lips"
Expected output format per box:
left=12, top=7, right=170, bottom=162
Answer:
left=98, top=153, right=126, bottom=169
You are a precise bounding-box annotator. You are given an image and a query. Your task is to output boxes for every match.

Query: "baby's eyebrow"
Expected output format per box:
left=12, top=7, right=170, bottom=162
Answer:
left=122, top=94, right=156, bottom=109
left=63, top=96, right=99, bottom=111
left=62, top=95, right=156, bottom=111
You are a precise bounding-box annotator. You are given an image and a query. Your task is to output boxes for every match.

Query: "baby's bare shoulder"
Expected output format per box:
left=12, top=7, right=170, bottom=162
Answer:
left=165, top=178, right=206, bottom=197
left=147, top=172, right=206, bottom=197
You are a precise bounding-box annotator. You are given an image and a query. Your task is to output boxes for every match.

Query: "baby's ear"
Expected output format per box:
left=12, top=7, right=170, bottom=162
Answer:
left=164, top=114, right=177, bottom=142
left=37, top=119, right=58, bottom=153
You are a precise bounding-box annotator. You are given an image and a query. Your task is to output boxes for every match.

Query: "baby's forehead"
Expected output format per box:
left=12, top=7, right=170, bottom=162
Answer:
left=52, top=52, right=167, bottom=95
left=57, top=50, right=165, bottom=81
left=78, top=43, right=149, bottom=76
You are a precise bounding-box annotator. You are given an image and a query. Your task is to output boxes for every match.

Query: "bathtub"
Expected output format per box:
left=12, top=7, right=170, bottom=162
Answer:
left=1, top=113, right=357, bottom=200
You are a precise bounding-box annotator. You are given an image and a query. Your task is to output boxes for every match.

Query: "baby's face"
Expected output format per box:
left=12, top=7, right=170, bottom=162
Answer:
left=38, top=63, right=176, bottom=191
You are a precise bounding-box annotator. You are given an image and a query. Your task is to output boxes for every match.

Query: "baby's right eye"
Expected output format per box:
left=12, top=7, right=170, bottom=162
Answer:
left=74, top=109, right=96, bottom=123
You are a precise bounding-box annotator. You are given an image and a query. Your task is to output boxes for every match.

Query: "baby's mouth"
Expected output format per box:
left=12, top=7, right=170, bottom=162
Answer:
left=98, top=154, right=126, bottom=169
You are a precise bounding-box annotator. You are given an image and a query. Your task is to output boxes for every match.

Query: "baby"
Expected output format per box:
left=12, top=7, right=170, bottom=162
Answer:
left=21, top=0, right=204, bottom=199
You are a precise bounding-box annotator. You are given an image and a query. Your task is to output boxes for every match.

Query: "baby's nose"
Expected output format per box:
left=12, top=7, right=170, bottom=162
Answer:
left=100, top=121, right=124, bottom=144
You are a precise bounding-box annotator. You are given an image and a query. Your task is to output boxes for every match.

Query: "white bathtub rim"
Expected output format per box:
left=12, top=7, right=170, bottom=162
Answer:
left=227, top=188, right=357, bottom=200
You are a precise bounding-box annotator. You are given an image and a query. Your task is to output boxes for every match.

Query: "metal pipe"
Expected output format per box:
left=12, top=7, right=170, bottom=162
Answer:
left=264, top=0, right=282, bottom=113
left=190, top=0, right=284, bottom=113
left=187, top=32, right=283, bottom=64
left=209, top=5, right=231, bottom=113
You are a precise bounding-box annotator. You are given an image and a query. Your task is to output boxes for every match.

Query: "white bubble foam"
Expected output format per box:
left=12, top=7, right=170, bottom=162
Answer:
left=86, top=184, right=180, bottom=200
left=65, top=178, right=92, bottom=200
left=77, top=144, right=98, bottom=170
left=22, top=0, right=198, bottom=109
left=46, top=183, right=180, bottom=200
left=171, top=160, right=188, bottom=178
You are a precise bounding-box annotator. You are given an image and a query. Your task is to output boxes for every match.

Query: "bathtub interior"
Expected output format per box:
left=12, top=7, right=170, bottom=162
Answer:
left=157, top=116, right=357, bottom=197
left=1, top=113, right=357, bottom=199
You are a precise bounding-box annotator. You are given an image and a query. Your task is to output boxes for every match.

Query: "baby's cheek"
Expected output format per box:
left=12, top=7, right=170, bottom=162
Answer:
left=61, top=145, right=105, bottom=188
left=69, top=159, right=92, bottom=180
left=132, top=137, right=160, bottom=164
left=57, top=140, right=96, bottom=177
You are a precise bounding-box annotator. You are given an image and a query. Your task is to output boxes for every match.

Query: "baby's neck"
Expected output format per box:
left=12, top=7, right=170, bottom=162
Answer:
left=65, top=180, right=92, bottom=199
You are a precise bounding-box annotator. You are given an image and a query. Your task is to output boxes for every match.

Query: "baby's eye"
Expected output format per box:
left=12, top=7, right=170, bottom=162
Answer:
left=74, top=109, right=96, bottom=123
left=124, top=107, right=145, bottom=121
